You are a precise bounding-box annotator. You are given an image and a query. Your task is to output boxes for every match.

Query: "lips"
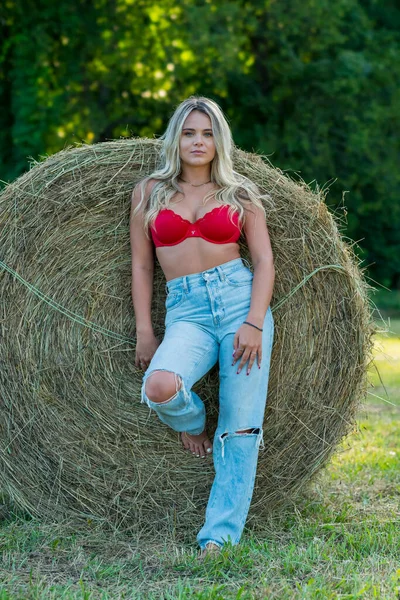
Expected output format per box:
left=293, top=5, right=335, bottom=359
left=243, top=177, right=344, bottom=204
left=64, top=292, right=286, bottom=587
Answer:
left=191, top=151, right=205, bottom=154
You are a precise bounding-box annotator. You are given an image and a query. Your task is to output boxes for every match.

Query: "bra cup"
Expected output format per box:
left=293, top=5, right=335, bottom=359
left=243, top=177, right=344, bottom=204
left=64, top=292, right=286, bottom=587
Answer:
left=152, top=212, right=189, bottom=245
left=198, top=211, right=240, bottom=242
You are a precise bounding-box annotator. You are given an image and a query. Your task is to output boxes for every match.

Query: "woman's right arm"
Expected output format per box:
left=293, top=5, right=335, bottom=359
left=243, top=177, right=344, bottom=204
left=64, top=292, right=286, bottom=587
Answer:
left=130, top=180, right=160, bottom=369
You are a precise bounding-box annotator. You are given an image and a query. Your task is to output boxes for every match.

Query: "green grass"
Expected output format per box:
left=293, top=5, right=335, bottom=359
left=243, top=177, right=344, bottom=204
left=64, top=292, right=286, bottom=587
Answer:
left=1, top=319, right=399, bottom=599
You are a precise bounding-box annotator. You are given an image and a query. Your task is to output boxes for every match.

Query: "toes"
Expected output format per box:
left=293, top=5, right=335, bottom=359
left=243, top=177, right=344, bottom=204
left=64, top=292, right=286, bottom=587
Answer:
left=182, top=432, right=212, bottom=458
left=181, top=433, right=190, bottom=451
left=203, top=439, right=213, bottom=455
left=182, top=433, right=196, bottom=454
left=183, top=433, right=198, bottom=455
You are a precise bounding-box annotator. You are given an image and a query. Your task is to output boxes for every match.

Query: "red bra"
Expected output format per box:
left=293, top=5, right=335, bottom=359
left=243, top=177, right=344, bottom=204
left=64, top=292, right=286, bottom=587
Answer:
left=150, top=205, right=242, bottom=248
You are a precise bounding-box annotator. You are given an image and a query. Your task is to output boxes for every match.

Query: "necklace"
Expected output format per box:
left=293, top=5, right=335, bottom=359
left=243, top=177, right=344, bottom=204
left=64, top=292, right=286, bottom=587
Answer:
left=179, top=177, right=211, bottom=187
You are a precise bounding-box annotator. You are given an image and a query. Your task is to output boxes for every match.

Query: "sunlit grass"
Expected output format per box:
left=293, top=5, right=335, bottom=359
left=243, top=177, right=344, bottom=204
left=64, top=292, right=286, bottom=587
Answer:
left=367, top=317, right=400, bottom=405
left=0, top=321, right=399, bottom=599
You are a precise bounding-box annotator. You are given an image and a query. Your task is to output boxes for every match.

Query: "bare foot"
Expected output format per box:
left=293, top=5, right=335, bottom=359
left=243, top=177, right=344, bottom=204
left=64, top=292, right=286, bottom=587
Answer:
left=198, top=542, right=221, bottom=559
left=181, top=430, right=213, bottom=458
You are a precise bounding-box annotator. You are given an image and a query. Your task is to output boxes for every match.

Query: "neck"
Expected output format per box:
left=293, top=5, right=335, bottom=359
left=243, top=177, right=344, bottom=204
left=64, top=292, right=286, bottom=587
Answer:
left=179, top=165, right=212, bottom=185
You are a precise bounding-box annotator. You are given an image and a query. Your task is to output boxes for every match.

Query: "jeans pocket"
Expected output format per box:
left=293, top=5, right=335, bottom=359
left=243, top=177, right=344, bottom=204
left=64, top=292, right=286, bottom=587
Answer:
left=224, top=268, right=254, bottom=287
left=165, top=288, right=185, bottom=310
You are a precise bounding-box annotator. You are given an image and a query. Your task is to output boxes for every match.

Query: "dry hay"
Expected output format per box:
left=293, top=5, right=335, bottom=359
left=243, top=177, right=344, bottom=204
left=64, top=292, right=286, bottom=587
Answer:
left=0, top=138, right=375, bottom=538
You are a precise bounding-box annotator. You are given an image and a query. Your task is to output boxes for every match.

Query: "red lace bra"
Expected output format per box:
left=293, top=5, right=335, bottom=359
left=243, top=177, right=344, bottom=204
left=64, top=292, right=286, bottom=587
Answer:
left=150, top=204, right=242, bottom=248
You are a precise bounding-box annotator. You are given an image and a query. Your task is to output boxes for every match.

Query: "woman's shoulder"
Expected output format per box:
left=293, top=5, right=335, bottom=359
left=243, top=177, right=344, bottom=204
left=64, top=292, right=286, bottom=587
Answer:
left=233, top=184, right=263, bottom=220
left=132, top=177, right=160, bottom=206
left=134, top=177, right=159, bottom=195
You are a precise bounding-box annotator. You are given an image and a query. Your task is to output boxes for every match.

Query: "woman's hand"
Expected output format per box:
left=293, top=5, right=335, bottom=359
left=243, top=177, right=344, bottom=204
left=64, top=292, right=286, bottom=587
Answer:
left=135, top=331, right=161, bottom=371
left=232, top=323, right=262, bottom=375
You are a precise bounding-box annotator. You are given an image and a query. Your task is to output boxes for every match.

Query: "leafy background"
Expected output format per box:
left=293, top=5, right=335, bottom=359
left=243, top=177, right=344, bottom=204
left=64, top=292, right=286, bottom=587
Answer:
left=1, top=0, right=399, bottom=291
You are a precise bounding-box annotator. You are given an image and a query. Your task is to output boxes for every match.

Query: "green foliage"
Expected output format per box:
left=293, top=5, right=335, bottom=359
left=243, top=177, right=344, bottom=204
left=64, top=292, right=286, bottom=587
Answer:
left=1, top=0, right=399, bottom=289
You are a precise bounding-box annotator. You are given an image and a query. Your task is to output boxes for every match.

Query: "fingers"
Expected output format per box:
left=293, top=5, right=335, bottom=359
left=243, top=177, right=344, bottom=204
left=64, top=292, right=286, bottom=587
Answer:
left=235, top=348, right=251, bottom=374
left=135, top=357, right=149, bottom=370
left=232, top=346, right=261, bottom=374
left=232, top=345, right=247, bottom=368
left=247, top=350, right=258, bottom=374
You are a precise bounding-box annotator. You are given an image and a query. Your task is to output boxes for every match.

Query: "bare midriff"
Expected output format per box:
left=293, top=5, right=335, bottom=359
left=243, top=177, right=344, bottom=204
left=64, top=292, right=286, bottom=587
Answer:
left=154, top=191, right=242, bottom=282
left=157, top=239, right=241, bottom=282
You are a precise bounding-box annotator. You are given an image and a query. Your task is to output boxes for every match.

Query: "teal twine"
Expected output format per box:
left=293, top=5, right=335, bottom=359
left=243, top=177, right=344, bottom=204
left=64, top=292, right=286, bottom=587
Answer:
left=0, top=260, right=347, bottom=345
left=0, top=260, right=136, bottom=346
left=271, top=264, right=348, bottom=312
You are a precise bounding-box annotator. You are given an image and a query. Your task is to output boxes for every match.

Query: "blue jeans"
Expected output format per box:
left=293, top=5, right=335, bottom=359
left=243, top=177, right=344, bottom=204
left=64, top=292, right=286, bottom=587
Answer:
left=140, top=257, right=274, bottom=549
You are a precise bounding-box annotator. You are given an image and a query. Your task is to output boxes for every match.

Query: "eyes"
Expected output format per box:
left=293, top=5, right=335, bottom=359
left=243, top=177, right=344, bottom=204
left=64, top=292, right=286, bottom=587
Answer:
left=183, top=131, right=213, bottom=137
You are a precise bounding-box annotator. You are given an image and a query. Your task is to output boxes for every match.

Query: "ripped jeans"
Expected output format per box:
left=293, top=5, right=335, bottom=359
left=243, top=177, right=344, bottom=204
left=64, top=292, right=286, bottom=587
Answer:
left=140, top=257, right=274, bottom=549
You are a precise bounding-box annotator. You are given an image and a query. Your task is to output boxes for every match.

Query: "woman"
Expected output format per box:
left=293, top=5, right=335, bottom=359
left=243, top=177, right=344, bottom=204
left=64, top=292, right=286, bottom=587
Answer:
left=130, top=96, right=275, bottom=556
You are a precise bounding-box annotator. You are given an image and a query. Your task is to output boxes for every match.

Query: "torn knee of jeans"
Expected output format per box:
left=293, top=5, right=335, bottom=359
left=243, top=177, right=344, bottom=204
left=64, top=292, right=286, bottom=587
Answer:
left=236, top=428, right=261, bottom=435
left=221, top=427, right=261, bottom=438
left=141, top=369, right=183, bottom=405
left=219, top=427, right=264, bottom=461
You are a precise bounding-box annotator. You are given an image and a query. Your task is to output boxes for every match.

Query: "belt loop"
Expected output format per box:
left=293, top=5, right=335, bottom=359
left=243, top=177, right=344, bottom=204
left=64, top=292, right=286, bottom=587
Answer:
left=216, top=265, right=226, bottom=282
left=182, top=276, right=188, bottom=293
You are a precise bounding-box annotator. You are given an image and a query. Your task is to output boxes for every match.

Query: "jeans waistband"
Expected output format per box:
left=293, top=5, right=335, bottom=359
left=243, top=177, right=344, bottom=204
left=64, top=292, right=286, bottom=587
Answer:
left=165, top=257, right=252, bottom=293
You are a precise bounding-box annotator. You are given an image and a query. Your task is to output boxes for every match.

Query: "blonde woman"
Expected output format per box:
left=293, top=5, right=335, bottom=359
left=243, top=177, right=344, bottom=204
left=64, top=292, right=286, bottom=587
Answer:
left=130, top=96, right=275, bottom=556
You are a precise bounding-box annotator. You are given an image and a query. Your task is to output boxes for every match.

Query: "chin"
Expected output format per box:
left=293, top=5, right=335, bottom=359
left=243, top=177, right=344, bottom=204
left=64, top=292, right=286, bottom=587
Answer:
left=185, top=157, right=210, bottom=166
left=195, top=154, right=213, bottom=161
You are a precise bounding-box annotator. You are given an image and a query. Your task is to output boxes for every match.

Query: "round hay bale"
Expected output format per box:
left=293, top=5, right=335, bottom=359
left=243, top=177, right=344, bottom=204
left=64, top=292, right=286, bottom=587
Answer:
left=0, top=138, right=375, bottom=536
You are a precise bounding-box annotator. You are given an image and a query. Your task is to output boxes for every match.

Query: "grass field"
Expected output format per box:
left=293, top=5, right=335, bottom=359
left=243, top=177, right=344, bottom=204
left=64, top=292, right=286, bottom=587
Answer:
left=0, top=316, right=399, bottom=599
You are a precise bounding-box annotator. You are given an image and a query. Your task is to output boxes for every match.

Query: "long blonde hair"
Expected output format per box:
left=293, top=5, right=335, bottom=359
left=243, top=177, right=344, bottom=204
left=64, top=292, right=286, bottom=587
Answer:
left=132, top=95, right=267, bottom=238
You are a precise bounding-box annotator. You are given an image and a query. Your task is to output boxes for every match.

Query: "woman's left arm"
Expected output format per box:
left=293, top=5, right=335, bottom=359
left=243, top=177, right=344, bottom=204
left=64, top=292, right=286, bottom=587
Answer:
left=243, top=204, right=275, bottom=328
left=232, top=204, right=275, bottom=375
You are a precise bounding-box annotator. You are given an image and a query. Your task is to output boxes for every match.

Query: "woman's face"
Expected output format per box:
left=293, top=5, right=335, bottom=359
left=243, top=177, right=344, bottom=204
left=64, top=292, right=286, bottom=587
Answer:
left=179, top=110, right=216, bottom=167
